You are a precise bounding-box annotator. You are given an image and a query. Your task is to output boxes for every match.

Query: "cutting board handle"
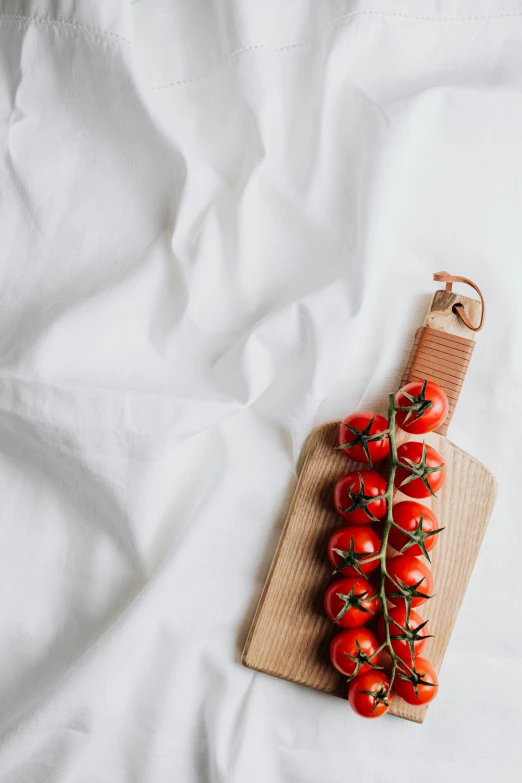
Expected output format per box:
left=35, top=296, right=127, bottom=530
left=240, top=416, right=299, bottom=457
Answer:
left=432, top=271, right=485, bottom=332
left=402, top=273, right=485, bottom=436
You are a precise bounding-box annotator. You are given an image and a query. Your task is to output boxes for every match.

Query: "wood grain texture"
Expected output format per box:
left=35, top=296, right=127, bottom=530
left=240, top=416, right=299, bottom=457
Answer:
left=242, top=424, right=497, bottom=723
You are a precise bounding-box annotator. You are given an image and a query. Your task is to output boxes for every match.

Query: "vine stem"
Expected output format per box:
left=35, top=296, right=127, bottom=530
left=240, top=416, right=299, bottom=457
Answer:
left=377, top=393, right=415, bottom=694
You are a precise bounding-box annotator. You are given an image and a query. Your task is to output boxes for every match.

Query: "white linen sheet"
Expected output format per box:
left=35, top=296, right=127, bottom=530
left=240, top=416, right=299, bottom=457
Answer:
left=1, top=1, right=521, bottom=780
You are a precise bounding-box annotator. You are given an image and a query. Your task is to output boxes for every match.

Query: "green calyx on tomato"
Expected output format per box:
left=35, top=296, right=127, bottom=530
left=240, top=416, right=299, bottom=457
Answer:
left=395, top=442, right=445, bottom=497
left=331, top=539, right=373, bottom=578
left=340, top=472, right=387, bottom=522
left=333, top=584, right=376, bottom=623
left=395, top=656, right=439, bottom=703
left=377, top=607, right=430, bottom=665
left=337, top=412, right=389, bottom=465
left=357, top=679, right=392, bottom=716
left=348, top=671, right=393, bottom=718
left=328, top=526, right=381, bottom=577
left=388, top=614, right=432, bottom=664
left=324, top=577, right=378, bottom=628
left=385, top=555, right=434, bottom=608
left=391, top=510, right=444, bottom=562
left=342, top=638, right=383, bottom=681
left=396, top=379, right=433, bottom=424
left=387, top=575, right=433, bottom=606
left=330, top=628, right=381, bottom=678
left=395, top=380, right=449, bottom=435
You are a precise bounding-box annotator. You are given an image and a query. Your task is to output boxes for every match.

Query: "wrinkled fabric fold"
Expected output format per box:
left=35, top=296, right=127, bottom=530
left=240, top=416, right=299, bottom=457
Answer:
left=0, top=1, right=521, bottom=781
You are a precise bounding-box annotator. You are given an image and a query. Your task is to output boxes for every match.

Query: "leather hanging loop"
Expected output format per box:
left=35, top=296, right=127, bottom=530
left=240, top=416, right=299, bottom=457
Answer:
left=433, top=271, right=485, bottom=332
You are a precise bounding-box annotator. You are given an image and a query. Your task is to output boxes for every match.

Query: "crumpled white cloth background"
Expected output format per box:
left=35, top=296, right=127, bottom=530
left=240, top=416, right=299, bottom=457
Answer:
left=1, top=0, right=521, bottom=780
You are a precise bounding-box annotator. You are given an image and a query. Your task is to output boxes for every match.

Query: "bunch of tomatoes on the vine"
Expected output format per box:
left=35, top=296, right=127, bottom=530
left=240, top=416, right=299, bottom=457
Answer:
left=324, top=380, right=449, bottom=718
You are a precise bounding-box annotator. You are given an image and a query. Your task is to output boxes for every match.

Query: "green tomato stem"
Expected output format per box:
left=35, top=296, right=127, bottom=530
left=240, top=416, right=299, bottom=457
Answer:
left=377, top=393, right=417, bottom=694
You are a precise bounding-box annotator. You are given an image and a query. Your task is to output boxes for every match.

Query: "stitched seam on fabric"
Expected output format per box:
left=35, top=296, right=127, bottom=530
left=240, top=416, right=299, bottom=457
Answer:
left=150, top=7, right=522, bottom=90
left=0, top=12, right=130, bottom=45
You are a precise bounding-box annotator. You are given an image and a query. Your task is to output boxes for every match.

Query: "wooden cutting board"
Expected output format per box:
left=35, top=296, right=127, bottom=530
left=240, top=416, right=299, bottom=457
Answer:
left=242, top=283, right=497, bottom=723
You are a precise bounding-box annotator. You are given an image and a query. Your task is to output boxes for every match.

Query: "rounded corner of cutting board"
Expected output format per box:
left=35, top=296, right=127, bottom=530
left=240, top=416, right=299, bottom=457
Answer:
left=307, top=420, right=339, bottom=444
left=241, top=647, right=258, bottom=673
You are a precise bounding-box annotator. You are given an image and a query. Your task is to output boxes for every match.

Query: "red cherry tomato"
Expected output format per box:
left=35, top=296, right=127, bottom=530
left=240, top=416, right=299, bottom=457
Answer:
left=329, top=628, right=380, bottom=678
left=394, top=442, right=446, bottom=498
left=324, top=577, right=378, bottom=628
left=348, top=671, right=392, bottom=718
left=333, top=471, right=387, bottom=524
left=388, top=501, right=442, bottom=558
left=393, top=656, right=438, bottom=705
left=338, top=411, right=390, bottom=464
left=395, top=380, right=449, bottom=435
left=385, top=555, right=433, bottom=607
left=377, top=607, right=429, bottom=664
left=327, top=526, right=381, bottom=577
